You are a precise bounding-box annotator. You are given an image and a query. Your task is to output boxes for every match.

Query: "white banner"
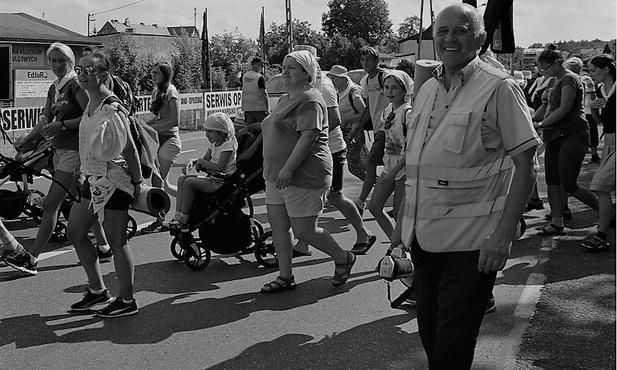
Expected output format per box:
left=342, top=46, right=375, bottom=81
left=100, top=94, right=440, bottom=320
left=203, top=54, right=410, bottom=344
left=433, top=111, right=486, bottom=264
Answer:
left=204, top=90, right=242, bottom=116
left=14, top=70, right=55, bottom=99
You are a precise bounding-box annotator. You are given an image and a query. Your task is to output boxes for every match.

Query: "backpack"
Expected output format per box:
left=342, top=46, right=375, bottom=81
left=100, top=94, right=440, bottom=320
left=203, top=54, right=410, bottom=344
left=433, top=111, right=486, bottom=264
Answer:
left=347, top=85, right=363, bottom=115
left=103, top=95, right=160, bottom=180
left=108, top=74, right=139, bottom=116
left=361, top=70, right=385, bottom=131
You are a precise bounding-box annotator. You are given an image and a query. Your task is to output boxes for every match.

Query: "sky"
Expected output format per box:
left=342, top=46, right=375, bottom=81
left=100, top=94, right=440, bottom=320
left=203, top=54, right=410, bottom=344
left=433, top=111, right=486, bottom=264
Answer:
left=3, top=0, right=616, bottom=48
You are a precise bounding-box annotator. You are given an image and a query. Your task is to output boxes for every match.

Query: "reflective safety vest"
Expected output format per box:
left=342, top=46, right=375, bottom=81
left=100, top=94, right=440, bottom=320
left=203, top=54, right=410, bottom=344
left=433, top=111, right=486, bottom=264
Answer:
left=241, top=71, right=268, bottom=111
left=401, top=64, right=514, bottom=253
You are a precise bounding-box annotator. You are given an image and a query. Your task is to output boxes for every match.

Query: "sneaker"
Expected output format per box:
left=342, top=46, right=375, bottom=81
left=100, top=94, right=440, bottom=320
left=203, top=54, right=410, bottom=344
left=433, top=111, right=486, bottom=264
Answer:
left=141, top=221, right=162, bottom=234
left=96, top=297, right=139, bottom=318
left=70, top=288, right=113, bottom=312
left=485, top=295, right=497, bottom=314
left=581, top=235, right=611, bottom=252
left=5, top=252, right=38, bottom=275
left=97, top=245, right=113, bottom=263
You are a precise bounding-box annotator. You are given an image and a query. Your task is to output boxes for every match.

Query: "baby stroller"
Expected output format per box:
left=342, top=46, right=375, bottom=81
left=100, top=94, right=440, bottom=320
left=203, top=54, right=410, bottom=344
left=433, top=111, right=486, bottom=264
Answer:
left=168, top=128, right=268, bottom=271
left=0, top=135, right=138, bottom=240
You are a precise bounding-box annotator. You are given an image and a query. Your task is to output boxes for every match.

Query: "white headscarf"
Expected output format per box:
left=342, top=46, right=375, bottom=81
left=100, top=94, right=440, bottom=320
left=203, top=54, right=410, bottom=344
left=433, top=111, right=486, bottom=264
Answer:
left=203, top=112, right=236, bottom=143
left=286, top=50, right=319, bottom=87
left=383, top=70, right=414, bottom=102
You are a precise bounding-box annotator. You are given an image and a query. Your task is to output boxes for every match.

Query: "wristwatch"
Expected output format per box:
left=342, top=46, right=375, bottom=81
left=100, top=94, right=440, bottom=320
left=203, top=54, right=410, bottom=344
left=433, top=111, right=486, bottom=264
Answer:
left=60, top=121, right=67, bottom=131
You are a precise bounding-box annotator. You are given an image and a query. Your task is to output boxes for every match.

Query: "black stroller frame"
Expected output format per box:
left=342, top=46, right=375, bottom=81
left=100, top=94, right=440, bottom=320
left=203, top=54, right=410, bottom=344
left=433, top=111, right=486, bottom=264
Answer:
left=168, top=166, right=270, bottom=270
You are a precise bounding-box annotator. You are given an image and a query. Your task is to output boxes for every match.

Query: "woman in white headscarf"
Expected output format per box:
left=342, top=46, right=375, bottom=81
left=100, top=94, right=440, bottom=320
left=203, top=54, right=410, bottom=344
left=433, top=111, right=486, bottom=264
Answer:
left=259, top=50, right=356, bottom=293
left=7, top=43, right=109, bottom=276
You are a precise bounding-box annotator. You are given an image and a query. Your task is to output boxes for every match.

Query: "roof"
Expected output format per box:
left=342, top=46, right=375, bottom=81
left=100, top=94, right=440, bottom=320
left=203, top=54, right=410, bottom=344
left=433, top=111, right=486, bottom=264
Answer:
left=399, top=24, right=434, bottom=43
left=0, top=13, right=101, bottom=46
left=98, top=19, right=171, bottom=36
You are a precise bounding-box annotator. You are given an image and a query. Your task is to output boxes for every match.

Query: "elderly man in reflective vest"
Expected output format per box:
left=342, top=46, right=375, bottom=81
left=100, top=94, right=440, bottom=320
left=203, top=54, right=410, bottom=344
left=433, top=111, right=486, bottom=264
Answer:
left=391, top=4, right=540, bottom=369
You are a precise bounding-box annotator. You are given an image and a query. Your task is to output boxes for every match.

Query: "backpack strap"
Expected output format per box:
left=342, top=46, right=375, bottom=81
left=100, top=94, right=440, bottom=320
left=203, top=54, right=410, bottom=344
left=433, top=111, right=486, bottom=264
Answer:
left=348, top=87, right=360, bottom=115
left=403, top=107, right=412, bottom=138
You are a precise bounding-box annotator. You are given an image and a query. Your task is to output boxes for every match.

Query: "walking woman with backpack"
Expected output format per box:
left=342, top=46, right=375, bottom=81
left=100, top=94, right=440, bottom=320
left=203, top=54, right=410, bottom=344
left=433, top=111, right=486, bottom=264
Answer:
left=141, top=61, right=182, bottom=234
left=67, top=52, right=143, bottom=317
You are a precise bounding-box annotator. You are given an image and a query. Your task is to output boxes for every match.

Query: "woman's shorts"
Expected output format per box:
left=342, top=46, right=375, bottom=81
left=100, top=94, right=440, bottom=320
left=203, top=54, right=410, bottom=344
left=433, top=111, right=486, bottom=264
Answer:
left=265, top=181, right=327, bottom=218
left=53, top=149, right=80, bottom=175
left=330, top=149, right=347, bottom=193
left=80, top=180, right=132, bottom=211
left=158, top=135, right=182, bottom=162
left=590, top=135, right=616, bottom=193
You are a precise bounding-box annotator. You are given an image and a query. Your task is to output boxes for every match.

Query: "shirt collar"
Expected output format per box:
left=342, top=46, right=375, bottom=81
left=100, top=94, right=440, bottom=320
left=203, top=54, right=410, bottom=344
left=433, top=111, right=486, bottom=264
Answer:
left=432, top=56, right=481, bottom=86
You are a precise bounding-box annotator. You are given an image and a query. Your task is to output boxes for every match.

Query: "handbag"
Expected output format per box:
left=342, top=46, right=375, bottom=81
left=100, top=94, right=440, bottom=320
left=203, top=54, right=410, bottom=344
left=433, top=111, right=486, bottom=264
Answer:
left=377, top=246, right=414, bottom=281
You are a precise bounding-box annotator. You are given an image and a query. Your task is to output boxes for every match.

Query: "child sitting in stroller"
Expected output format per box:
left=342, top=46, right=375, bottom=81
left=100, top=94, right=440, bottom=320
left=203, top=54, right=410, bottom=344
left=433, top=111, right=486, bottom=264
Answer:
left=165, top=112, right=237, bottom=229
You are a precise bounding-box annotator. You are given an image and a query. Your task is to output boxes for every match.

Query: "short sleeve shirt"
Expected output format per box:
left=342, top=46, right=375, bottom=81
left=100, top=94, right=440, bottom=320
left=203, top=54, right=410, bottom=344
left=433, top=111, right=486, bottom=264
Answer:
left=46, top=77, right=86, bottom=151
left=261, top=88, right=332, bottom=189
left=152, top=84, right=180, bottom=137
left=322, top=77, right=346, bottom=153
left=361, top=71, right=389, bottom=132
left=207, top=139, right=237, bottom=175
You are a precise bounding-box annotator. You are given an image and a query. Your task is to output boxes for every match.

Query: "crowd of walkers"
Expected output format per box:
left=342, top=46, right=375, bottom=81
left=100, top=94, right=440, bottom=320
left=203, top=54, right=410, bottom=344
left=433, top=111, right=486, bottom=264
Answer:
left=0, top=4, right=614, bottom=368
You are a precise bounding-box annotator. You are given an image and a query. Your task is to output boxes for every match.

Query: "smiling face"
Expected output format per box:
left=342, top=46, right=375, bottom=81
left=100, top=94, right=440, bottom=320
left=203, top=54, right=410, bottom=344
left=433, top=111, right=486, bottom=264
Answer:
left=282, top=56, right=310, bottom=89
left=383, top=76, right=406, bottom=105
left=49, top=49, right=72, bottom=79
left=360, top=54, right=379, bottom=74
left=76, top=55, right=107, bottom=92
left=434, top=5, right=484, bottom=73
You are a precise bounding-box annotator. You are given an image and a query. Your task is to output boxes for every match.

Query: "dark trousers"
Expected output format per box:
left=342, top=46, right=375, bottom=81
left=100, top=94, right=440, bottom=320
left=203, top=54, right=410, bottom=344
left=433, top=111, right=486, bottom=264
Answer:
left=412, top=239, right=496, bottom=370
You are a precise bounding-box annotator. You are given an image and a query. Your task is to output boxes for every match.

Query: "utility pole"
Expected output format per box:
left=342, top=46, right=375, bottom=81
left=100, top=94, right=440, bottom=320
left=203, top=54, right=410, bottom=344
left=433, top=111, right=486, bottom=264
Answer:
left=194, top=7, right=197, bottom=28
left=285, top=0, right=293, bottom=53
left=201, top=9, right=212, bottom=90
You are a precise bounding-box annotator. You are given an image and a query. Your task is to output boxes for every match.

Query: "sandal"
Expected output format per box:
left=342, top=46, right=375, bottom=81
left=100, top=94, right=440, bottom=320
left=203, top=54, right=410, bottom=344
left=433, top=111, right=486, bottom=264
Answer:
left=350, top=234, right=377, bottom=255
left=536, top=224, right=565, bottom=236
left=332, top=251, right=356, bottom=287
left=261, top=275, right=296, bottom=293
left=164, top=219, right=188, bottom=230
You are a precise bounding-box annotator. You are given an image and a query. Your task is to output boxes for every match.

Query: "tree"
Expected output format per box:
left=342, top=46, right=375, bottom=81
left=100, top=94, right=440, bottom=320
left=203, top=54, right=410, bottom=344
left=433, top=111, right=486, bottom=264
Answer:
left=209, top=28, right=258, bottom=88
left=322, top=0, right=393, bottom=46
left=263, top=20, right=327, bottom=66
left=172, top=31, right=203, bottom=91
left=397, top=16, right=422, bottom=39
left=100, top=34, right=145, bottom=91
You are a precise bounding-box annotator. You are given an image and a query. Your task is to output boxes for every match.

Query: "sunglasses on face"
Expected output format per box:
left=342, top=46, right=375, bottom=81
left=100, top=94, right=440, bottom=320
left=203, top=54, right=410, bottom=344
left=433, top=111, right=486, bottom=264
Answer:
left=74, top=65, right=97, bottom=76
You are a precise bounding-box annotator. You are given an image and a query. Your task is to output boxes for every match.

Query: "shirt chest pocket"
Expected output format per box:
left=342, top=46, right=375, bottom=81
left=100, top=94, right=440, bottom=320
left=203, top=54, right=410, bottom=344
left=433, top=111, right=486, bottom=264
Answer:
left=441, top=109, right=471, bottom=154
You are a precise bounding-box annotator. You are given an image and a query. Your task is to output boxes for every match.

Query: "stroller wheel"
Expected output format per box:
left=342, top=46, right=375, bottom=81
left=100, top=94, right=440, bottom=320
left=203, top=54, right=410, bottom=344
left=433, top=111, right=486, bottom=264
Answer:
left=254, top=231, right=278, bottom=268
left=184, top=241, right=211, bottom=271
left=126, top=216, right=137, bottom=240
left=251, top=219, right=265, bottom=240
left=170, top=236, right=185, bottom=260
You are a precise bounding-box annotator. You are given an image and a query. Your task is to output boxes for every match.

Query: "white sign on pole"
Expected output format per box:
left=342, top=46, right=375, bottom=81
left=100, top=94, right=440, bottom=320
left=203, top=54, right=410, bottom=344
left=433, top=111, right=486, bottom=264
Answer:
left=14, top=70, right=55, bottom=99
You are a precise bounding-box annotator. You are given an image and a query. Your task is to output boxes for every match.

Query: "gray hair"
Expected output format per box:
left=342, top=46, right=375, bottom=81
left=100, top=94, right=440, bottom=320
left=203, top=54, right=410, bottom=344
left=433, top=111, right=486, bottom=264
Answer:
left=46, top=42, right=76, bottom=68
left=434, top=3, right=486, bottom=39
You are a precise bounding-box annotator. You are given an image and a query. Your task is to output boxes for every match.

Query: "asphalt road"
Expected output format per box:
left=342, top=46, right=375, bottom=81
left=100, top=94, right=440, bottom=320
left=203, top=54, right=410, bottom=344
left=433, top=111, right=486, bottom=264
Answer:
left=0, top=132, right=614, bottom=370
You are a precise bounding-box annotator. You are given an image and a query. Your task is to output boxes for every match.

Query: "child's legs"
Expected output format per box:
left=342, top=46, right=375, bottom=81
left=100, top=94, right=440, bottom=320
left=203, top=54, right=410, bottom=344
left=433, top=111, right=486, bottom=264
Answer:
left=392, top=177, right=406, bottom=220
left=181, top=177, right=219, bottom=215
left=369, top=173, right=395, bottom=239
left=175, top=175, right=193, bottom=213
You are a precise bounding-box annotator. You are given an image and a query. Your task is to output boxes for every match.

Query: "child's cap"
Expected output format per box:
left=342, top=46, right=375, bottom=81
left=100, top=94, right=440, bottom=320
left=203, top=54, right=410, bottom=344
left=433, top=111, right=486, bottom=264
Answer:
left=203, top=112, right=235, bottom=137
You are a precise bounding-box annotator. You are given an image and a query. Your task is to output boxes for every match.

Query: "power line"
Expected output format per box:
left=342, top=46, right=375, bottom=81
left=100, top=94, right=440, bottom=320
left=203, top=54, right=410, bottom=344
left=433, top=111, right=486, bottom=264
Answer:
left=92, top=0, right=149, bottom=16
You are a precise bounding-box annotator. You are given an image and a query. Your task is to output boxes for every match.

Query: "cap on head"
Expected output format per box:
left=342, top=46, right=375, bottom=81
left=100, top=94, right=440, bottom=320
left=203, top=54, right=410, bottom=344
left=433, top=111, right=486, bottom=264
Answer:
left=251, top=57, right=266, bottom=65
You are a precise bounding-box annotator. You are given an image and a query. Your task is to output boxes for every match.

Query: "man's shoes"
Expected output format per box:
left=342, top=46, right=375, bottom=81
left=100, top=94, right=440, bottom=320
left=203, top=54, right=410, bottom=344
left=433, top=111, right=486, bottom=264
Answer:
left=96, top=297, right=139, bottom=318
left=140, top=221, right=163, bottom=234
left=70, top=288, right=113, bottom=312
left=525, top=198, right=544, bottom=211
left=581, top=235, right=611, bottom=252
left=5, top=252, right=38, bottom=275
left=97, top=245, right=113, bottom=263
left=485, top=295, right=497, bottom=314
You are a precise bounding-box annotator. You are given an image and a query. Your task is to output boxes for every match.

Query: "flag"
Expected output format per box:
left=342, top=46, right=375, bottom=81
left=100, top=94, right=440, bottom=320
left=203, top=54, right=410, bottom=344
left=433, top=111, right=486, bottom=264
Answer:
left=201, top=9, right=211, bottom=89
left=259, top=7, right=266, bottom=60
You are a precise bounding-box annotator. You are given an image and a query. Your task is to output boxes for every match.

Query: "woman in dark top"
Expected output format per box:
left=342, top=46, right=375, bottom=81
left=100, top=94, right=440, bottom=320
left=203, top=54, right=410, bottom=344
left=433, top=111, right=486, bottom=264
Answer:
left=582, top=54, right=616, bottom=251
left=535, top=45, right=598, bottom=235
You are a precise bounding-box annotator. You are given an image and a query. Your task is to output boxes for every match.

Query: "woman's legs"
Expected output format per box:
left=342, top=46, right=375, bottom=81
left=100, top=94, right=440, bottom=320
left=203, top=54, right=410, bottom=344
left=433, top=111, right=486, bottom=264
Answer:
left=559, top=135, right=599, bottom=212
left=103, top=208, right=133, bottom=301
left=596, top=192, right=613, bottom=235
left=327, top=191, right=370, bottom=244
left=29, top=170, right=80, bottom=258
left=392, top=178, right=406, bottom=221
left=267, top=204, right=294, bottom=278
left=368, top=173, right=396, bottom=239
left=291, top=215, right=348, bottom=264
left=67, top=199, right=103, bottom=291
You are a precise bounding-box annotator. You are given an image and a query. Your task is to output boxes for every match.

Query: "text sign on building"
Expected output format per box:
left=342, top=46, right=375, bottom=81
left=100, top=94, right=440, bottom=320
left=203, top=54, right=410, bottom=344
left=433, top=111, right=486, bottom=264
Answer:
left=11, top=46, right=46, bottom=68
left=180, top=93, right=204, bottom=110
left=14, top=70, right=55, bottom=99
left=203, top=91, right=242, bottom=116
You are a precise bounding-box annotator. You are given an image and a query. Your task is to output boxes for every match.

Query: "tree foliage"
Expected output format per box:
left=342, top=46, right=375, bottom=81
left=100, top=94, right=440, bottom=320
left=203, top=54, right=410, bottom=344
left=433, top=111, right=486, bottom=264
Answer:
left=264, top=20, right=327, bottom=66
left=322, top=0, right=393, bottom=46
left=172, top=32, right=203, bottom=91
left=397, top=16, right=422, bottom=39
left=209, top=28, right=258, bottom=88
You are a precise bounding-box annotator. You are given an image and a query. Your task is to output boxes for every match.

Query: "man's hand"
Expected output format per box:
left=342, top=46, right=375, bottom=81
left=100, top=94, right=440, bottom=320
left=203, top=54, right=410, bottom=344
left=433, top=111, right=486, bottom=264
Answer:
left=477, top=232, right=511, bottom=273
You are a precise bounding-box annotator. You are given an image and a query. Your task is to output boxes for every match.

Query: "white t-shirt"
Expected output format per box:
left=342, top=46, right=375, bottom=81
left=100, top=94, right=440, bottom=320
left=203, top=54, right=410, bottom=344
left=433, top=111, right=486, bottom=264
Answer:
left=360, top=70, right=389, bottom=132
left=322, top=76, right=346, bottom=154
left=206, top=138, right=237, bottom=175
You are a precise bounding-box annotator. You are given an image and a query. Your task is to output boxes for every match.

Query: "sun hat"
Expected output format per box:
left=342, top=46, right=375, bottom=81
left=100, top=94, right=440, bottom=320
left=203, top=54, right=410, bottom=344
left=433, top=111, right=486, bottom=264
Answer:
left=326, top=65, right=350, bottom=80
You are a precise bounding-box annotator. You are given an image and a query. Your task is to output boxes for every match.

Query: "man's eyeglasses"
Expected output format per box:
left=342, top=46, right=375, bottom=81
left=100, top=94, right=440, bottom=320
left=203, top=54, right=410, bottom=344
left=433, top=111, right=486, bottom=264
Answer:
left=74, top=65, right=97, bottom=76
left=384, top=111, right=396, bottom=130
